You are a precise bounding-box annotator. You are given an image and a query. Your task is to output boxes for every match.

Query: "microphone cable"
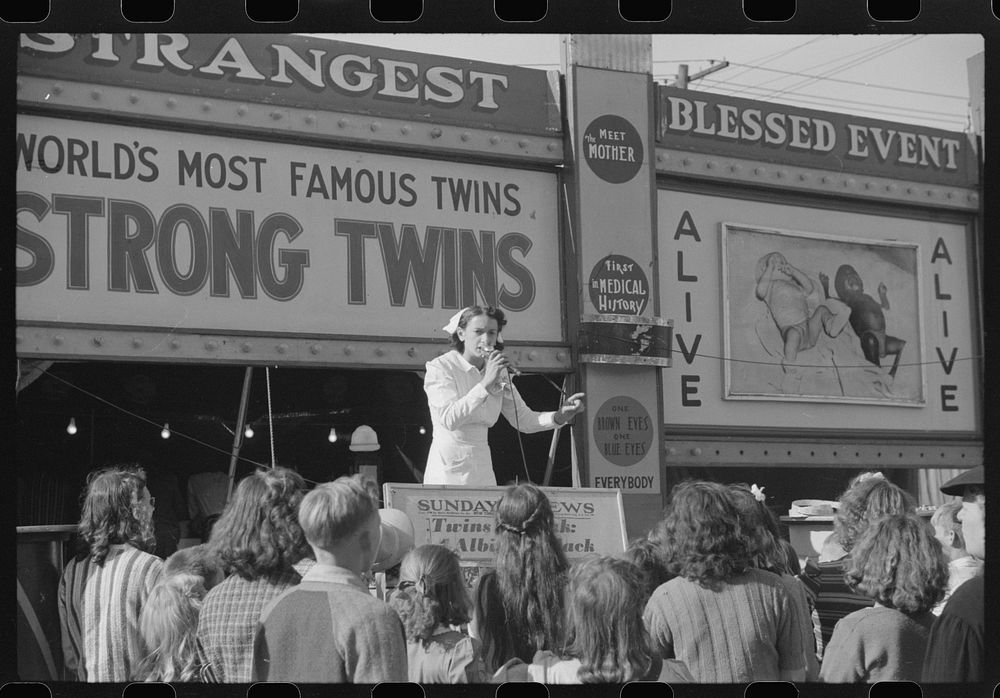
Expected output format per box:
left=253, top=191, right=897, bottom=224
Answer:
left=505, top=366, right=532, bottom=484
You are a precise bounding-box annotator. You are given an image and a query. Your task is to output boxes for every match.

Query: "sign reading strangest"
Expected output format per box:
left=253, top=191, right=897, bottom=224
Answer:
left=17, top=33, right=561, bottom=135
left=383, top=483, right=628, bottom=563
left=657, top=86, right=977, bottom=187
left=15, top=114, right=562, bottom=341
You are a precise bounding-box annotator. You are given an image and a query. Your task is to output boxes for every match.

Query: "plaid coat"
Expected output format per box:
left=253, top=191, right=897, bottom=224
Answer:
left=196, top=569, right=301, bottom=682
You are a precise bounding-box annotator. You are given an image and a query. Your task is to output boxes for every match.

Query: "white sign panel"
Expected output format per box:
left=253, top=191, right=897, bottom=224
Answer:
left=660, top=189, right=979, bottom=434
left=16, top=115, right=562, bottom=341
left=383, top=483, right=628, bottom=563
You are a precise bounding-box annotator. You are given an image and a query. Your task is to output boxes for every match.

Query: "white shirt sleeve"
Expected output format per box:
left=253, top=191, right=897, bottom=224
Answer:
left=424, top=360, right=492, bottom=430
left=500, top=383, right=558, bottom=433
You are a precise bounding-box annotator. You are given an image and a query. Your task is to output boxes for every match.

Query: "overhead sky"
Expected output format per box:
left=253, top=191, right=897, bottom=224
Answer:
left=312, top=34, right=982, bottom=132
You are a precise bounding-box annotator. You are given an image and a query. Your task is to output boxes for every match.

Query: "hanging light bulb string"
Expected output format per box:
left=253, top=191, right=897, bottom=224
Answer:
left=38, top=368, right=268, bottom=467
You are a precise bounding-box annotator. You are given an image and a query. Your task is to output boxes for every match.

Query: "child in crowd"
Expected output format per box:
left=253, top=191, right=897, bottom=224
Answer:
left=135, top=545, right=223, bottom=681
left=820, top=513, right=948, bottom=682
left=196, top=466, right=312, bottom=682
left=800, top=472, right=915, bottom=648
left=493, top=556, right=693, bottom=683
left=620, top=536, right=674, bottom=606
left=930, top=500, right=983, bottom=615
left=471, top=483, right=569, bottom=674
left=643, top=480, right=805, bottom=683
left=730, top=483, right=820, bottom=680
left=388, top=544, right=485, bottom=683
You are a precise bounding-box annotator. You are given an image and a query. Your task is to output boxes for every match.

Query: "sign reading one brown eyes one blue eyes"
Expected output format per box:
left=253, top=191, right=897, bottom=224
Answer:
left=582, top=115, right=644, bottom=184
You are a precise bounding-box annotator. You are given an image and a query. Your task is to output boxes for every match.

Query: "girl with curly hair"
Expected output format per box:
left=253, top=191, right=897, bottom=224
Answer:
left=135, top=545, right=224, bottom=681
left=195, top=466, right=312, bottom=682
left=387, top=544, right=485, bottom=682
left=800, top=472, right=915, bottom=650
left=58, top=465, right=163, bottom=681
left=471, top=483, right=569, bottom=673
left=620, top=536, right=675, bottom=606
left=494, top=556, right=693, bottom=683
left=730, top=483, right=820, bottom=680
left=820, top=513, right=948, bottom=682
left=643, top=480, right=805, bottom=682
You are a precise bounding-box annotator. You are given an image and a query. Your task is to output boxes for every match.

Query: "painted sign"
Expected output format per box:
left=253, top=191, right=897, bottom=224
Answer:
left=588, top=254, right=649, bottom=315
left=723, top=224, right=924, bottom=406
left=659, top=189, right=979, bottom=434
left=578, top=315, right=672, bottom=367
left=16, top=114, right=562, bottom=340
left=382, top=483, right=627, bottom=563
left=17, top=34, right=561, bottom=135
left=583, top=115, right=644, bottom=183
left=657, top=86, right=977, bottom=187
left=591, top=396, right=654, bottom=467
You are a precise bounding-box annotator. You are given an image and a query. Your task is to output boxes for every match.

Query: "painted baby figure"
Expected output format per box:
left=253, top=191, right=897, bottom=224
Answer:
left=755, top=252, right=850, bottom=362
left=821, top=264, right=906, bottom=378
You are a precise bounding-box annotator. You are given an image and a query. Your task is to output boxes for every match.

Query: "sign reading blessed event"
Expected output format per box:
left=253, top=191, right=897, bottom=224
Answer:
left=15, top=115, right=562, bottom=341
left=383, top=484, right=627, bottom=563
left=657, top=85, right=976, bottom=187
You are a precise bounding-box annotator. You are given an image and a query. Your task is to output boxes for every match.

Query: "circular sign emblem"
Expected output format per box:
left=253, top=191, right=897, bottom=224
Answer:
left=589, top=254, right=649, bottom=315
left=592, top=396, right=653, bottom=467
left=582, top=115, right=644, bottom=184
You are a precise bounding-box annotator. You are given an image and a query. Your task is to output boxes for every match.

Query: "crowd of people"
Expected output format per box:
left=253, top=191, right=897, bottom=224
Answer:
left=57, top=462, right=985, bottom=684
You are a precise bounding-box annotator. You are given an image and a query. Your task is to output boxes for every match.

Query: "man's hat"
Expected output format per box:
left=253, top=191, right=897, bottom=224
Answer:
left=372, top=508, right=415, bottom=573
left=940, top=466, right=984, bottom=496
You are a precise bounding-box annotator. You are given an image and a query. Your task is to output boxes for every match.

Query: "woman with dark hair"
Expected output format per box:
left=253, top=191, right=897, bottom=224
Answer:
left=471, top=483, right=569, bottom=673
left=58, top=466, right=163, bottom=681
left=195, top=466, right=312, bottom=682
left=800, top=472, right=916, bottom=650
left=820, top=513, right=948, bottom=682
left=423, top=305, right=584, bottom=485
left=643, top=480, right=805, bottom=682
left=730, top=483, right=820, bottom=680
left=493, top=556, right=693, bottom=683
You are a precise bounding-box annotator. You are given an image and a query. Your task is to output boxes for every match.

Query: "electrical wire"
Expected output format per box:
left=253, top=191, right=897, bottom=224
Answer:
left=36, top=368, right=269, bottom=468
left=723, top=62, right=969, bottom=100
left=765, top=36, right=926, bottom=102
left=693, top=77, right=969, bottom=125
left=722, top=36, right=828, bottom=89
left=727, top=36, right=921, bottom=101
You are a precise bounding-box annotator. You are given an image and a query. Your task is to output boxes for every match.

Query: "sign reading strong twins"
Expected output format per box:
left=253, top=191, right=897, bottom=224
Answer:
left=15, top=114, right=562, bottom=341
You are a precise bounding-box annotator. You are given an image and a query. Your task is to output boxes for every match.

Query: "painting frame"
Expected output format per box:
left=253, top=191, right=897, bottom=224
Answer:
left=721, top=222, right=926, bottom=407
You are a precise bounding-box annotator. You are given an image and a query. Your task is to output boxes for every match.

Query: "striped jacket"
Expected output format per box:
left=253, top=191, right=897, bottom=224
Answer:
left=57, top=544, right=163, bottom=682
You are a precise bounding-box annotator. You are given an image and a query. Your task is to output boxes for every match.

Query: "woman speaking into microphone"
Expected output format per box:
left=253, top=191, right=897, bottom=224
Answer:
left=422, top=306, right=585, bottom=486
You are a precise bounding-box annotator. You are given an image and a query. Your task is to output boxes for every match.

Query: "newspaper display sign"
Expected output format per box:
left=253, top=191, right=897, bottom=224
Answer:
left=383, top=483, right=628, bottom=563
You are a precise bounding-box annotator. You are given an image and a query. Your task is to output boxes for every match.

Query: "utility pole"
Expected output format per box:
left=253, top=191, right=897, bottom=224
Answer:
left=675, top=60, right=729, bottom=88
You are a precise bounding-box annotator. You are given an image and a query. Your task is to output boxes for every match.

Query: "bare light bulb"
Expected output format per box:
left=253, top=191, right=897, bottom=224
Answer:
left=328, top=427, right=338, bottom=443
left=66, top=418, right=78, bottom=435
left=419, top=426, right=427, bottom=435
left=244, top=424, right=254, bottom=438
left=161, top=422, right=171, bottom=439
